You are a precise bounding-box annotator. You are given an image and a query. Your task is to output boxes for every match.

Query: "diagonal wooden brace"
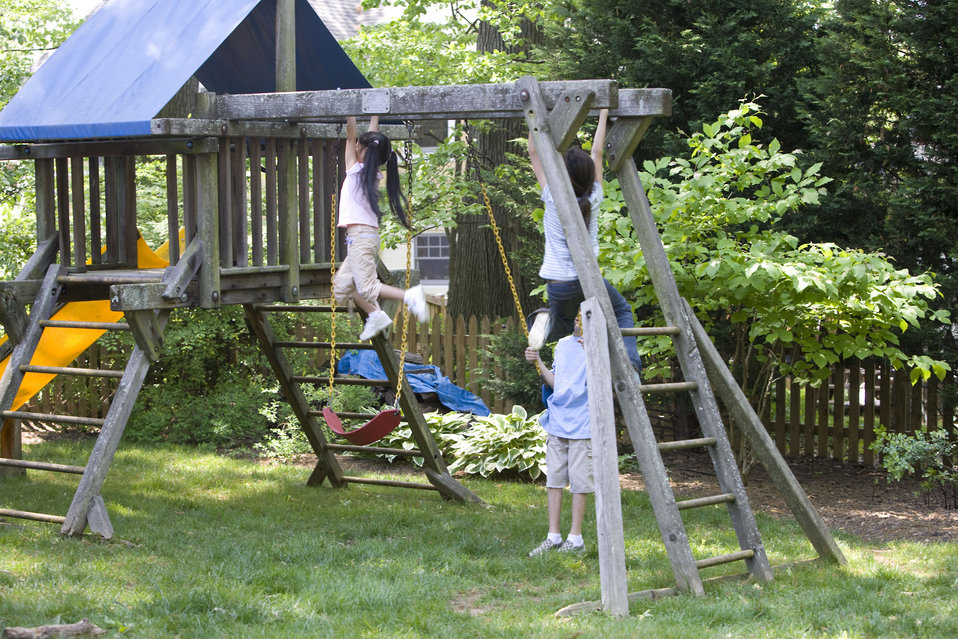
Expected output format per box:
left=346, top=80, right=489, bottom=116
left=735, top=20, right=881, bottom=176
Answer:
left=161, top=238, right=203, bottom=301
left=548, top=89, right=597, bottom=152
left=124, top=309, right=165, bottom=363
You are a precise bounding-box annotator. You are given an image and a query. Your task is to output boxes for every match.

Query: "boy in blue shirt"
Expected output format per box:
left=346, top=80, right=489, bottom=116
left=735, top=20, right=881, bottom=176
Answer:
left=525, top=315, right=593, bottom=555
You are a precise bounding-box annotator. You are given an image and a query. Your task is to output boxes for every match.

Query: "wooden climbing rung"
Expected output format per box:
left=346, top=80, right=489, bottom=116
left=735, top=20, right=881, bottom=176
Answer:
left=676, top=493, right=736, bottom=511
left=0, top=508, right=65, bottom=524
left=20, top=364, right=124, bottom=378
left=621, top=326, right=681, bottom=336
left=657, top=437, right=717, bottom=452
left=39, top=320, right=131, bottom=331
left=324, top=443, right=422, bottom=457
left=1, top=410, right=105, bottom=427
left=639, top=381, right=698, bottom=394
left=0, top=457, right=85, bottom=474
left=695, top=549, right=755, bottom=570
left=56, top=270, right=164, bottom=285
left=341, top=476, right=438, bottom=491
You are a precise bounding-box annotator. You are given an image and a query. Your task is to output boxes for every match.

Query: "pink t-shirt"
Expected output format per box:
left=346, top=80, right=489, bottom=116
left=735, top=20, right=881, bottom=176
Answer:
left=337, top=163, right=380, bottom=228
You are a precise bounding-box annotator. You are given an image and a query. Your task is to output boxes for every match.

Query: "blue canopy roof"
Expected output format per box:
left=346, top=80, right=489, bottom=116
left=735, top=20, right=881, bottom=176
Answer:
left=0, top=0, right=370, bottom=141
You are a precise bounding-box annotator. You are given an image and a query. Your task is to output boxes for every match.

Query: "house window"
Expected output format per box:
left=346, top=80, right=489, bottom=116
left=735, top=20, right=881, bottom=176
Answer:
left=416, top=233, right=449, bottom=281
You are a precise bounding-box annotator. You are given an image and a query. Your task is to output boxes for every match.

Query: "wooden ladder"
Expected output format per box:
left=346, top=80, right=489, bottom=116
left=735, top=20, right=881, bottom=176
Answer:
left=243, top=302, right=481, bottom=502
left=0, top=264, right=170, bottom=538
left=517, top=77, right=845, bottom=612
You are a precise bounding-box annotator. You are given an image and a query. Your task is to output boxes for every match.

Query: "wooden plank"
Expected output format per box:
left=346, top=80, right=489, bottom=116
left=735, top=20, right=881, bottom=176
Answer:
left=817, top=374, right=830, bottom=458
left=35, top=159, right=56, bottom=242
left=455, top=315, right=467, bottom=389
left=298, top=139, right=310, bottom=263
left=150, top=119, right=416, bottom=140
left=311, top=140, right=324, bottom=264
left=218, top=138, right=234, bottom=267
left=832, top=366, right=845, bottom=461
left=61, top=314, right=169, bottom=537
left=927, top=375, right=938, bottom=433
left=165, top=155, right=180, bottom=265
left=0, top=138, right=218, bottom=160
left=265, top=138, right=278, bottom=265
left=847, top=363, right=861, bottom=463
left=788, top=376, right=801, bottom=458
left=232, top=138, right=249, bottom=266
left=70, top=158, right=86, bottom=271
left=0, top=419, right=24, bottom=479
left=89, top=157, right=102, bottom=265
left=688, top=306, right=847, bottom=565
left=182, top=155, right=196, bottom=244
left=55, top=157, right=71, bottom=267
left=194, top=152, right=220, bottom=307
left=250, top=138, right=264, bottom=266
left=443, top=312, right=453, bottom=381
left=862, top=361, right=876, bottom=467
left=548, top=88, right=595, bottom=152
left=479, top=316, right=492, bottom=408
left=879, top=360, right=891, bottom=434
left=277, top=138, right=300, bottom=302
left=466, top=315, right=479, bottom=396
left=581, top=299, right=630, bottom=617
left=216, top=81, right=671, bottom=121
left=774, top=375, right=786, bottom=455
left=275, top=0, right=296, bottom=93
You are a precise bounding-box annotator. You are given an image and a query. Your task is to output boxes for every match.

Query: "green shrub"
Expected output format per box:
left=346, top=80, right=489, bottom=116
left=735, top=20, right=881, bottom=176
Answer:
left=474, top=324, right=549, bottom=412
left=871, top=426, right=957, bottom=509
left=448, top=405, right=546, bottom=480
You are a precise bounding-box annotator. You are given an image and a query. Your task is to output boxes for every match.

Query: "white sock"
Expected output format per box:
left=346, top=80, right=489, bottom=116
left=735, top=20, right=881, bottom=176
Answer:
left=547, top=532, right=562, bottom=544
left=566, top=534, right=583, bottom=546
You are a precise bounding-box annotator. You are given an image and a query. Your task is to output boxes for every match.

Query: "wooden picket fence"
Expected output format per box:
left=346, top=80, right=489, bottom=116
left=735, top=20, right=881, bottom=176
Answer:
left=21, top=310, right=957, bottom=466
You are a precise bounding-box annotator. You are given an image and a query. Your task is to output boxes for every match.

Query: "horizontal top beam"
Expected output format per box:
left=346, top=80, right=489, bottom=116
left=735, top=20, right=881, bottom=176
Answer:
left=214, top=80, right=671, bottom=122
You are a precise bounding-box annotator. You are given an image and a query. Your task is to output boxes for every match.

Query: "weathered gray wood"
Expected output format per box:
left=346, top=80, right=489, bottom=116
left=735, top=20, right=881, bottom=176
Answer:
left=0, top=138, right=218, bottom=160
left=581, top=298, right=629, bottom=618
left=0, top=288, right=27, bottom=344
left=70, top=157, right=86, bottom=271
left=161, top=239, right=203, bottom=300
left=276, top=0, right=296, bottom=93
left=150, top=119, right=416, bottom=140
left=35, top=159, right=55, bottom=241
left=155, top=76, right=199, bottom=119
left=194, top=152, right=220, bottom=307
left=548, top=89, right=595, bottom=152
left=218, top=139, right=234, bottom=267
left=166, top=155, right=180, bottom=265
left=232, top=138, right=249, bottom=266
left=0, top=265, right=63, bottom=418
left=605, top=117, right=654, bottom=173
left=216, top=81, right=671, bottom=121
left=685, top=300, right=847, bottom=565
left=0, top=281, right=42, bottom=305
left=89, top=157, right=101, bottom=265
left=124, top=310, right=165, bottom=363
left=517, top=76, right=703, bottom=595
left=86, top=495, right=113, bottom=539
left=62, top=315, right=169, bottom=537
left=55, top=157, right=70, bottom=267
left=277, top=138, right=300, bottom=302
left=242, top=304, right=345, bottom=487
left=613, top=136, right=773, bottom=583
left=250, top=138, right=264, bottom=266
left=15, top=235, right=58, bottom=283
left=0, top=419, right=23, bottom=479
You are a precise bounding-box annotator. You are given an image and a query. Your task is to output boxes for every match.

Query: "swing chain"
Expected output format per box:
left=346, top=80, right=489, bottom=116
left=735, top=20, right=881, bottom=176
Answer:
left=328, top=122, right=344, bottom=401
left=392, top=120, right=417, bottom=410
left=463, top=121, right=529, bottom=340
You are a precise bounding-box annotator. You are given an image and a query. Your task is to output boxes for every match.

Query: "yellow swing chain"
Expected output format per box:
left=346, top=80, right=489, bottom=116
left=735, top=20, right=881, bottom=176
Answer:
left=328, top=124, right=343, bottom=401
left=392, top=121, right=418, bottom=410
left=464, top=121, right=530, bottom=342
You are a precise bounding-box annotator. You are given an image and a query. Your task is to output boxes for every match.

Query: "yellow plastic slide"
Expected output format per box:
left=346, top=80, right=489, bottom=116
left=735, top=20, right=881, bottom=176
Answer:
left=0, top=235, right=172, bottom=412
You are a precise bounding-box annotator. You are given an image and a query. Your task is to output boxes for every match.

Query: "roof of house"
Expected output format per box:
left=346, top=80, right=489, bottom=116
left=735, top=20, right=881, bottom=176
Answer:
left=0, top=0, right=370, bottom=142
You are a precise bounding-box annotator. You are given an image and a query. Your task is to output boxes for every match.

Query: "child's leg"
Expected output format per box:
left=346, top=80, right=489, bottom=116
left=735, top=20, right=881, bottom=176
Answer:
left=564, top=438, right=594, bottom=548
left=545, top=280, right=584, bottom=341
left=547, top=487, right=564, bottom=535
left=569, top=492, right=588, bottom=537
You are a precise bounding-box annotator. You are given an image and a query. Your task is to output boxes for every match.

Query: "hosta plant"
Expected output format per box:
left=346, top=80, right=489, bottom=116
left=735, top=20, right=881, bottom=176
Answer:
left=448, top=405, right=547, bottom=480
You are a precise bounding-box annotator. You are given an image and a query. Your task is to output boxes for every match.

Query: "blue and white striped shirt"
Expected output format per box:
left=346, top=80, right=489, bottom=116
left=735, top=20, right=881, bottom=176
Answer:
left=538, top=181, right=603, bottom=281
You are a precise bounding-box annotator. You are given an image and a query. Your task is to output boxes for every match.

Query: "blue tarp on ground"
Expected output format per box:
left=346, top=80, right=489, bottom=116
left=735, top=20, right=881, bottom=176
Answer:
left=337, top=350, right=491, bottom=417
left=0, top=0, right=369, bottom=141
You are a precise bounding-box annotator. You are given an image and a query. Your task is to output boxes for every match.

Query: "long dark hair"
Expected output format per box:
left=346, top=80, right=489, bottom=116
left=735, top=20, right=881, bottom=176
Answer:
left=357, top=130, right=410, bottom=229
left=564, top=146, right=595, bottom=227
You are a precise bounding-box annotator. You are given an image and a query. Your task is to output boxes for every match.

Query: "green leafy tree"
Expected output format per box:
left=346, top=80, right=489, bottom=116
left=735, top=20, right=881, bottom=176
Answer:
left=600, top=102, right=950, bottom=417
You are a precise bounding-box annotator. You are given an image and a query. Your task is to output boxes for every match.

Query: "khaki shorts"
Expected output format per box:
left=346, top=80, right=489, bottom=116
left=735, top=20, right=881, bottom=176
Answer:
left=546, top=434, right=594, bottom=493
left=332, top=225, right=383, bottom=306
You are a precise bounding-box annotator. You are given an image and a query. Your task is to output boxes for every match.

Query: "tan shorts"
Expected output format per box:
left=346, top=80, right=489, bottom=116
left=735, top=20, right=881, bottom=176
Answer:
left=332, top=225, right=383, bottom=306
left=546, top=435, right=594, bottom=493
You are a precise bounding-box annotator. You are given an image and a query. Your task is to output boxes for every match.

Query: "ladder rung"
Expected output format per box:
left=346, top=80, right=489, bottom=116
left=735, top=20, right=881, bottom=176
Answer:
left=253, top=304, right=350, bottom=313
left=20, top=364, right=124, bottom=379
left=324, top=443, right=422, bottom=457
left=293, top=376, right=391, bottom=386
left=621, top=326, right=681, bottom=336
left=1, top=411, right=105, bottom=427
left=0, top=508, right=65, bottom=524
left=341, top=476, right=439, bottom=491
left=695, top=549, right=755, bottom=570
left=276, top=341, right=376, bottom=350
left=657, top=437, right=717, bottom=452
left=0, top=457, right=85, bottom=474
left=675, top=493, right=736, bottom=511
left=639, top=381, right=698, bottom=393
left=57, top=272, right=163, bottom=285
left=39, top=320, right=131, bottom=331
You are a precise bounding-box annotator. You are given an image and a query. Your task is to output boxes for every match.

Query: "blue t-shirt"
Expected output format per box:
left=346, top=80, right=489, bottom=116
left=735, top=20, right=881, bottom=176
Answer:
left=539, top=335, right=591, bottom=439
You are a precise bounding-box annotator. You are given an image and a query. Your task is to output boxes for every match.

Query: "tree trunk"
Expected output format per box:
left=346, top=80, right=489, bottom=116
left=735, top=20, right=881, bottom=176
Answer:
left=447, top=8, right=542, bottom=322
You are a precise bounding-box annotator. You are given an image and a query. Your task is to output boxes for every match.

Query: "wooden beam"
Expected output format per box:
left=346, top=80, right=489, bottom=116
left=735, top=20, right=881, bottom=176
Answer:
left=548, top=88, right=595, bottom=152
left=216, top=81, right=670, bottom=121
left=276, top=0, right=296, bottom=93
left=0, top=138, right=219, bottom=160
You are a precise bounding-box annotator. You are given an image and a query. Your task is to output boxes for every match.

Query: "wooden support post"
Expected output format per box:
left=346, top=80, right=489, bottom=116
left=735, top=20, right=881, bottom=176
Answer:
left=55, top=157, right=70, bottom=267
left=581, top=298, right=629, bottom=618
left=0, top=419, right=23, bottom=479
left=685, top=300, right=847, bottom=565
left=276, top=0, right=296, bottom=93
left=70, top=157, right=87, bottom=271
left=35, top=158, right=56, bottom=242
left=89, top=157, right=102, bottom=265
left=195, top=150, right=220, bottom=307
left=62, top=313, right=170, bottom=537
left=277, top=138, right=300, bottom=302
left=124, top=309, right=166, bottom=363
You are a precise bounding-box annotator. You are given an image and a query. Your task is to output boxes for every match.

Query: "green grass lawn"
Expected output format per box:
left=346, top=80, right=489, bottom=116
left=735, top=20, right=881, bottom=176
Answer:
left=2, top=439, right=956, bottom=638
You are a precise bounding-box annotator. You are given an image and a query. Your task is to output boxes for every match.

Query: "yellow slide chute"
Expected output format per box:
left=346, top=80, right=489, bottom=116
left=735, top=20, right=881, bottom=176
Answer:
left=0, top=234, right=174, bottom=412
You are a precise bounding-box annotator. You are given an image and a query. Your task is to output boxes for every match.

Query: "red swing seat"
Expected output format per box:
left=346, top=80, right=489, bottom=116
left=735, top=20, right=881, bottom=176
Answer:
left=322, top=406, right=402, bottom=446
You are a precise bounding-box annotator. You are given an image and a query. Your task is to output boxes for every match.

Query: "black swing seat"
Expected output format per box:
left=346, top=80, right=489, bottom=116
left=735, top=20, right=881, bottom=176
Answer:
left=322, top=406, right=402, bottom=446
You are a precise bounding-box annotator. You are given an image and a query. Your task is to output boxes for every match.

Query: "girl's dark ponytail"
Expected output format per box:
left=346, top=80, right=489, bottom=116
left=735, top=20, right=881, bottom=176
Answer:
left=564, top=146, right=595, bottom=228
left=357, top=131, right=411, bottom=230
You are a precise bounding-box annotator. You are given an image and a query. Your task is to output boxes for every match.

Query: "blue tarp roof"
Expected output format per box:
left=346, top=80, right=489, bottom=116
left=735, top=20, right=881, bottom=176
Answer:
left=0, top=0, right=370, bottom=141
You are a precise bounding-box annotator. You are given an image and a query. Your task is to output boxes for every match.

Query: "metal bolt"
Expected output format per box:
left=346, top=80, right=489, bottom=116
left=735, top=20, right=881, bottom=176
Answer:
left=669, top=533, right=677, bottom=542
left=519, top=89, right=530, bottom=101
left=211, top=291, right=219, bottom=302
left=300, top=127, right=307, bottom=137
left=291, top=286, right=299, bottom=296
left=564, top=96, right=570, bottom=103
left=221, top=124, right=228, bottom=134
left=180, top=294, right=188, bottom=302
left=615, top=381, right=627, bottom=393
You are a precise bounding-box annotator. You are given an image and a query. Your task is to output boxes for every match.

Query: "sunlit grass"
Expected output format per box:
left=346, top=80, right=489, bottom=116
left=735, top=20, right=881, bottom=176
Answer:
left=1, top=439, right=955, bottom=638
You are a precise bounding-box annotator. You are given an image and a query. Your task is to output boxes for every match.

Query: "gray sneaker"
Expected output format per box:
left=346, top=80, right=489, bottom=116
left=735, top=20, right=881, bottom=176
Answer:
left=528, top=538, right=561, bottom=557
left=556, top=540, right=585, bottom=553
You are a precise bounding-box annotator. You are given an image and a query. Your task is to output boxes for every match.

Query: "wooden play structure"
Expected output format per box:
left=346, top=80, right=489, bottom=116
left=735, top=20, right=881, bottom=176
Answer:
left=0, top=0, right=844, bottom=610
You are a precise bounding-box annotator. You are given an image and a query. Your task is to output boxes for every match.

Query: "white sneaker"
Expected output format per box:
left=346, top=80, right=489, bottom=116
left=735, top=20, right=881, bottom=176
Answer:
left=359, top=310, right=393, bottom=341
left=527, top=310, right=552, bottom=349
left=403, top=285, right=429, bottom=323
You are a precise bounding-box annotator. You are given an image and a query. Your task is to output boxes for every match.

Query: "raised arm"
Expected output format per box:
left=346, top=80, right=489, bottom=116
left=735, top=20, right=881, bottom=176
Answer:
left=591, top=108, right=609, bottom=184
left=528, top=130, right=547, bottom=188
left=525, top=347, right=555, bottom=388
left=345, top=115, right=359, bottom=168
